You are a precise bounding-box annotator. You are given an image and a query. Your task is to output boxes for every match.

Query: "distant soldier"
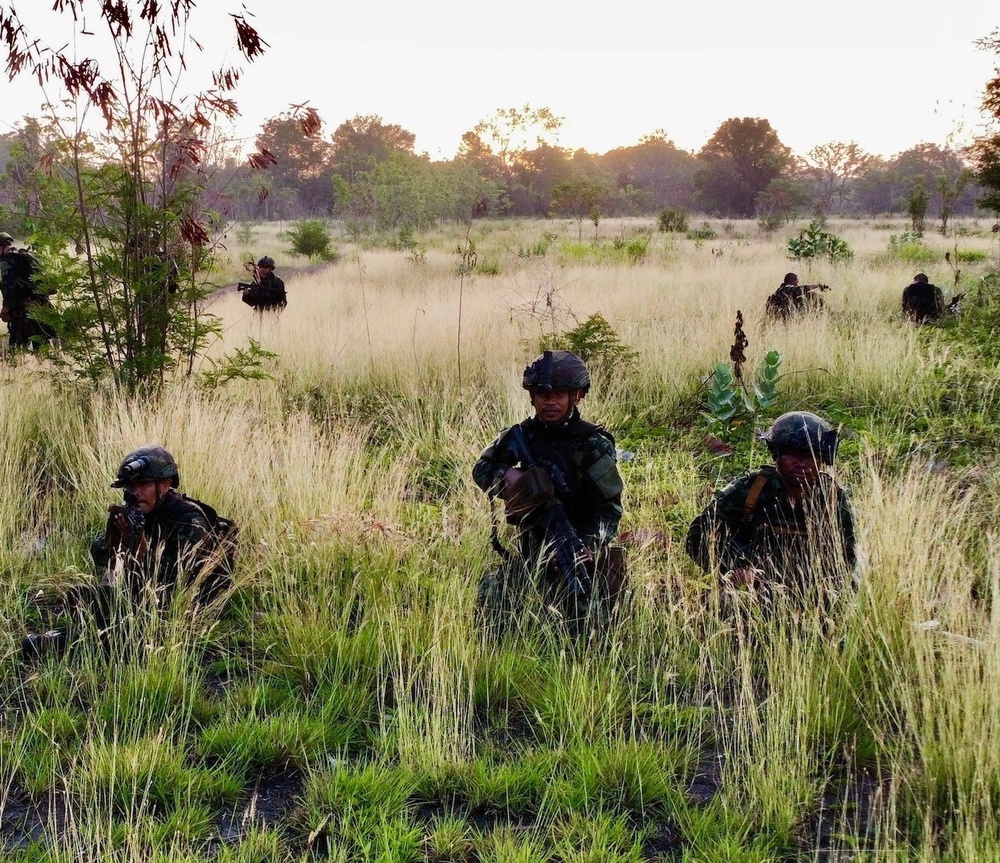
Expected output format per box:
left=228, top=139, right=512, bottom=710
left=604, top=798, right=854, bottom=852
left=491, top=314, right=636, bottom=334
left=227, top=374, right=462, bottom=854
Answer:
left=0, top=231, right=55, bottom=348
left=238, top=255, right=286, bottom=311
left=686, top=411, right=855, bottom=606
left=472, top=351, right=625, bottom=622
left=766, top=272, right=830, bottom=320
left=901, top=273, right=946, bottom=324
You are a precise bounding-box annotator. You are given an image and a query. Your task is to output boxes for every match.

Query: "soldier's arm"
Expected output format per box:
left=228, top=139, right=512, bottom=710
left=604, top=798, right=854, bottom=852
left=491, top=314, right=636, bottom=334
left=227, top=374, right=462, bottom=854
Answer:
left=685, top=477, right=754, bottom=573
left=472, top=427, right=518, bottom=497
left=837, top=487, right=857, bottom=570
left=577, top=431, right=624, bottom=547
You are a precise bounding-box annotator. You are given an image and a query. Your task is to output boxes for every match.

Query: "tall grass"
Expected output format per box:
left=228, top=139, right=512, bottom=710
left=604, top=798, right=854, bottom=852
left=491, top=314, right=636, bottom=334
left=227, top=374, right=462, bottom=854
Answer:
left=1, top=217, right=998, bottom=860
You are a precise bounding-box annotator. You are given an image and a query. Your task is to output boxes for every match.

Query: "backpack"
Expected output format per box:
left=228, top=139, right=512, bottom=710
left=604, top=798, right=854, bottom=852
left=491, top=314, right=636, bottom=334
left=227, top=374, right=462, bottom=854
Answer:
left=5, top=248, right=47, bottom=304
left=182, top=494, right=239, bottom=601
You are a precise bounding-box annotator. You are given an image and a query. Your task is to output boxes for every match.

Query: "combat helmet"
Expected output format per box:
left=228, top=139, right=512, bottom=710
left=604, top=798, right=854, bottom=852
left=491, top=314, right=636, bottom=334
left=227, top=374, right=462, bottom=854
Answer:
left=521, top=350, right=591, bottom=394
left=257, top=256, right=275, bottom=269
left=0, top=232, right=13, bottom=247
left=761, top=411, right=838, bottom=465
left=112, top=445, right=180, bottom=488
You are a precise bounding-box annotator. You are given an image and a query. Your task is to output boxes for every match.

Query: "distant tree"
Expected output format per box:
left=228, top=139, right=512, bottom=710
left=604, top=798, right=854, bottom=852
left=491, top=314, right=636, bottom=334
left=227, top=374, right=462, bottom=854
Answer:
left=599, top=131, right=697, bottom=212
left=971, top=28, right=1000, bottom=215
left=461, top=105, right=564, bottom=216
left=908, top=179, right=929, bottom=236
left=695, top=118, right=791, bottom=217
left=0, top=0, right=273, bottom=390
left=254, top=113, right=334, bottom=215
left=331, top=114, right=416, bottom=184
left=801, top=141, right=874, bottom=211
left=551, top=178, right=605, bottom=240
left=755, top=176, right=809, bottom=226
left=472, top=105, right=563, bottom=175
left=853, top=158, right=899, bottom=215
left=509, top=142, right=573, bottom=216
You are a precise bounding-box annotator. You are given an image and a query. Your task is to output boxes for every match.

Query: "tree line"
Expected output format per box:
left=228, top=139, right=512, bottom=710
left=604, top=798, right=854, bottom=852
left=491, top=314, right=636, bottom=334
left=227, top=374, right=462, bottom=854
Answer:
left=0, top=109, right=987, bottom=235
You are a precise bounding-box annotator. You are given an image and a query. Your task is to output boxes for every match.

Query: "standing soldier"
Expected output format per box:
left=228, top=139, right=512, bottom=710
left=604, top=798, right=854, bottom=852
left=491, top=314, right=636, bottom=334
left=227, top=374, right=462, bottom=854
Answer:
left=686, top=411, right=855, bottom=606
left=473, top=350, right=625, bottom=623
left=239, top=255, right=287, bottom=311
left=0, top=231, right=55, bottom=348
left=901, top=273, right=946, bottom=323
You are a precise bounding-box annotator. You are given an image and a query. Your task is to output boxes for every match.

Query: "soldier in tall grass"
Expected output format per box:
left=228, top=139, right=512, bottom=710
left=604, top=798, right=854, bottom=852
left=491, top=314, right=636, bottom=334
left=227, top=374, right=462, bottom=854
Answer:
left=473, top=351, right=624, bottom=624
left=686, top=411, right=855, bottom=607
left=23, top=446, right=234, bottom=658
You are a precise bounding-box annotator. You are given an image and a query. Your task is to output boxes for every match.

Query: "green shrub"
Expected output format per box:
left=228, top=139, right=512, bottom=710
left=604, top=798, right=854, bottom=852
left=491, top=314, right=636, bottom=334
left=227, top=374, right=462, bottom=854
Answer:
left=543, top=313, right=638, bottom=370
left=686, top=222, right=717, bottom=241
left=888, top=232, right=936, bottom=264
left=288, top=219, right=337, bottom=261
left=657, top=207, right=689, bottom=233
left=787, top=220, right=853, bottom=263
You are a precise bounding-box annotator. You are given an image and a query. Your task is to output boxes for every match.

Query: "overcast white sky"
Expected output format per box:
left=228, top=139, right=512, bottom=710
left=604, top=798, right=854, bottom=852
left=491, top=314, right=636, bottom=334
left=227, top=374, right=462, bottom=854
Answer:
left=2, top=1, right=997, bottom=160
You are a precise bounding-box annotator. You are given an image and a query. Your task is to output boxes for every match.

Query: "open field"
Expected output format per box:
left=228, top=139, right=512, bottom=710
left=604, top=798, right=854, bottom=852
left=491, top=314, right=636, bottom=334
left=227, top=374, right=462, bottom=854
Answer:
left=2, top=216, right=1000, bottom=861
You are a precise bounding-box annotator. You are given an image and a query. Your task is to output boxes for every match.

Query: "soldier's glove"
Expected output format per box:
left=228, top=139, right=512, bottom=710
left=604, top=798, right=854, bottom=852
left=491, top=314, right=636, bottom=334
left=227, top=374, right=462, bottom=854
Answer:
left=105, top=504, right=148, bottom=556
left=502, top=466, right=555, bottom=525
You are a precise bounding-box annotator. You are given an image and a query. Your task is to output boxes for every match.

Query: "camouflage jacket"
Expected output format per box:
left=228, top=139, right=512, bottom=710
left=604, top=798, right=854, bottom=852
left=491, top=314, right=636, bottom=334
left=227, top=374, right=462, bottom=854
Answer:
left=902, top=282, right=945, bottom=323
left=92, top=489, right=229, bottom=605
left=473, top=409, right=623, bottom=551
left=241, top=272, right=286, bottom=309
left=685, top=465, right=855, bottom=593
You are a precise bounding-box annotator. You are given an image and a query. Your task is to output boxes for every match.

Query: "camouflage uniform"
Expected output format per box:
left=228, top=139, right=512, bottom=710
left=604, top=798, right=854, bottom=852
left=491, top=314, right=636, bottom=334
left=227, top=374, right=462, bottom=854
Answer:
left=23, top=448, right=232, bottom=660
left=91, top=488, right=229, bottom=608
left=902, top=274, right=945, bottom=323
left=474, top=409, right=623, bottom=562
left=241, top=256, right=286, bottom=311
left=766, top=282, right=825, bottom=319
left=685, top=466, right=855, bottom=597
left=0, top=234, right=54, bottom=348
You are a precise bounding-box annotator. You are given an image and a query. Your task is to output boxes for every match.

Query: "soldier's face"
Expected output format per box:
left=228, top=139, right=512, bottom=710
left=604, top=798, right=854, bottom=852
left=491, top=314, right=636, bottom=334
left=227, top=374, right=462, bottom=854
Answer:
left=127, top=478, right=172, bottom=514
left=776, top=452, right=821, bottom=489
left=530, top=388, right=580, bottom=425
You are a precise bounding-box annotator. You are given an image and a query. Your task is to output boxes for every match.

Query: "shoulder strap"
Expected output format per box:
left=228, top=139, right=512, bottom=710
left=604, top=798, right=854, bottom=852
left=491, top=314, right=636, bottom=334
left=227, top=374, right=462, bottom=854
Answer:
left=741, top=466, right=776, bottom=522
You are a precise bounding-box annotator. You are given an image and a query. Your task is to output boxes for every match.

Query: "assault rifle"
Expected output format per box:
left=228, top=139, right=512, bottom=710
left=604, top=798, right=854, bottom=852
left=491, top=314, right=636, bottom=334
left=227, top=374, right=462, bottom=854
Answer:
left=503, top=424, right=591, bottom=596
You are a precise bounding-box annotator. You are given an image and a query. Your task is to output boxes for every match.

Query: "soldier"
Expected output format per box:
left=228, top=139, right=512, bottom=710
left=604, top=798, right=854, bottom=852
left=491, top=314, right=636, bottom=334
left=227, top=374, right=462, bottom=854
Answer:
left=23, top=446, right=235, bottom=659
left=472, top=350, right=624, bottom=621
left=765, top=272, right=829, bottom=320
left=685, top=411, right=855, bottom=605
left=0, top=231, right=55, bottom=348
left=901, top=273, right=946, bottom=324
left=239, top=255, right=286, bottom=311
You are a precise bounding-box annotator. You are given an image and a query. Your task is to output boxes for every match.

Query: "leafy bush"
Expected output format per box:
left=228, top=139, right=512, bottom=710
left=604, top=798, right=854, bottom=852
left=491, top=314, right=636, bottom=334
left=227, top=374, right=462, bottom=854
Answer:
left=288, top=219, right=337, bottom=261
left=787, top=220, right=853, bottom=263
left=542, top=313, right=637, bottom=370
left=686, top=222, right=717, bottom=241
left=657, top=207, right=689, bottom=233
left=888, top=232, right=936, bottom=264
left=703, top=350, right=781, bottom=436
left=518, top=234, right=554, bottom=258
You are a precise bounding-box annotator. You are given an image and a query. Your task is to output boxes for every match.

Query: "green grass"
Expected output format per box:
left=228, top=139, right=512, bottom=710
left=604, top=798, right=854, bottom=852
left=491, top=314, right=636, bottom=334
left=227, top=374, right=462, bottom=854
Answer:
left=2, top=217, right=1000, bottom=860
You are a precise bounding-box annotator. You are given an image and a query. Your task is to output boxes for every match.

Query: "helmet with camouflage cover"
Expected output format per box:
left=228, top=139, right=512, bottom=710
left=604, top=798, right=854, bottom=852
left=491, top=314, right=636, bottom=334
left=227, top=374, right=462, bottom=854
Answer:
left=521, top=350, right=591, bottom=394
left=0, top=232, right=13, bottom=248
left=761, top=411, right=838, bottom=465
left=112, top=445, right=180, bottom=488
left=257, top=256, right=275, bottom=269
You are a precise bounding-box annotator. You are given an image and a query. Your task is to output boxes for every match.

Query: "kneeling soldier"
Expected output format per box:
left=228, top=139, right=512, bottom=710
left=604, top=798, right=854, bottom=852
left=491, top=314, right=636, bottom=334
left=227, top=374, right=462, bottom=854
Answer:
left=686, top=411, right=855, bottom=606
left=23, top=446, right=234, bottom=658
left=473, top=351, right=625, bottom=622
